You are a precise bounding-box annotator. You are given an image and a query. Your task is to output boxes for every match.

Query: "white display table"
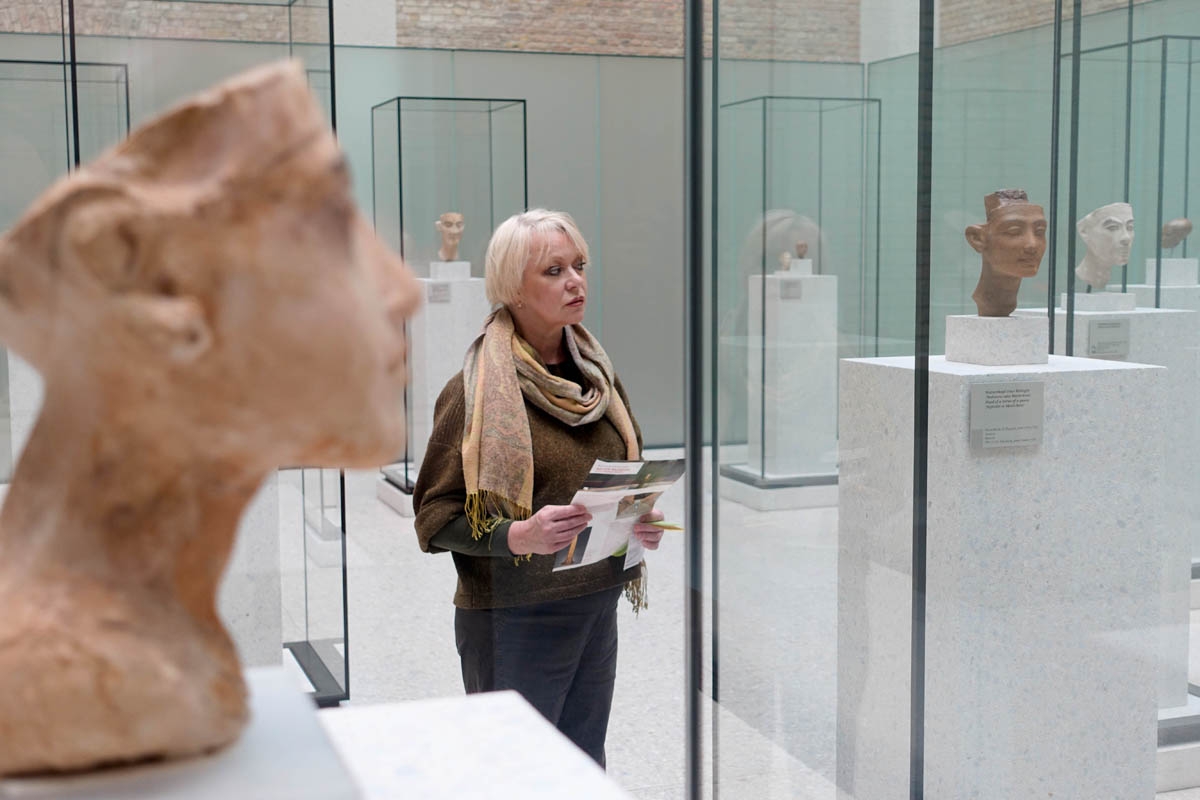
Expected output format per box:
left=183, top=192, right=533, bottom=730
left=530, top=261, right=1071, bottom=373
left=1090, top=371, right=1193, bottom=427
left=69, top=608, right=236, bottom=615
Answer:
left=837, top=353, right=1166, bottom=800
left=318, top=691, right=634, bottom=799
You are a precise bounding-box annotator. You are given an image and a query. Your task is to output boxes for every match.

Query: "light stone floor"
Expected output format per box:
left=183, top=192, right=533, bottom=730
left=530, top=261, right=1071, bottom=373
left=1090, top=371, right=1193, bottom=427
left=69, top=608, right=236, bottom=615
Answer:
left=278, top=461, right=1200, bottom=800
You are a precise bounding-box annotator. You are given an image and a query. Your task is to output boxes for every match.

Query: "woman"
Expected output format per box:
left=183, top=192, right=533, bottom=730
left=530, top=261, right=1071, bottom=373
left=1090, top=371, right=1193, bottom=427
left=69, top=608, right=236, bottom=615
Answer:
left=413, top=208, right=663, bottom=767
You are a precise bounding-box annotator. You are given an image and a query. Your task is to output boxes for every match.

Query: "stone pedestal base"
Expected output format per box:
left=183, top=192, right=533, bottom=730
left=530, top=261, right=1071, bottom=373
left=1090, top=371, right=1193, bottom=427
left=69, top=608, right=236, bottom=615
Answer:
left=838, top=354, right=1165, bottom=800
left=944, top=314, right=1047, bottom=366
left=1123, top=283, right=1200, bottom=314
left=430, top=260, right=471, bottom=280
left=1014, top=305, right=1198, bottom=708
left=1064, top=291, right=1136, bottom=312
left=1146, top=257, right=1199, bottom=287
left=745, top=273, right=838, bottom=479
left=408, top=276, right=490, bottom=471
left=0, top=668, right=357, bottom=799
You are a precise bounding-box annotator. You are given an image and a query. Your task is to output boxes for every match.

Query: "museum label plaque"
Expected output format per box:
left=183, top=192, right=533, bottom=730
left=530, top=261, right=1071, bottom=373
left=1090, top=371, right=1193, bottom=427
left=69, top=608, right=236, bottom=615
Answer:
left=779, top=278, right=803, bottom=301
left=969, top=381, right=1044, bottom=450
left=427, top=281, right=451, bottom=303
left=1086, top=318, right=1130, bottom=359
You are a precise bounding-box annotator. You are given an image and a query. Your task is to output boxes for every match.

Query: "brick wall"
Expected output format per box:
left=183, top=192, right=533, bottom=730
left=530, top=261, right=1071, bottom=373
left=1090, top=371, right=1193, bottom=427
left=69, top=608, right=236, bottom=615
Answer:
left=939, top=0, right=1153, bottom=47
left=393, top=0, right=858, bottom=62
left=0, top=0, right=1156, bottom=60
left=0, top=0, right=327, bottom=44
left=0, top=0, right=857, bottom=61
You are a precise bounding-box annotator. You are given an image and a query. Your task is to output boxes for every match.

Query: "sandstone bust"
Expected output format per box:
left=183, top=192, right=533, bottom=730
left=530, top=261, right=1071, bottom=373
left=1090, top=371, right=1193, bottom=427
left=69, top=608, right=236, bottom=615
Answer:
left=0, top=61, right=419, bottom=775
left=965, top=189, right=1048, bottom=317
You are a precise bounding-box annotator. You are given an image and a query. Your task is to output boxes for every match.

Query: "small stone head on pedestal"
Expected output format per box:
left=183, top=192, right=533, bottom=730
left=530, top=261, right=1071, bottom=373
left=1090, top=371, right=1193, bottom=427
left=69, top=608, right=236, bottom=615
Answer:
left=964, top=189, right=1048, bottom=317
left=0, top=62, right=419, bottom=776
left=1162, top=218, right=1193, bottom=252
left=795, top=240, right=808, bottom=259
left=436, top=211, right=465, bottom=262
left=1075, top=202, right=1134, bottom=290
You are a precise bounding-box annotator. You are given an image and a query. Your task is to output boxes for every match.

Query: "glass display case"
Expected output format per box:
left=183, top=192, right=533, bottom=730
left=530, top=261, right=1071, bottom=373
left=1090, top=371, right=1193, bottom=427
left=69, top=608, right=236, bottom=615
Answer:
left=1069, top=35, right=1200, bottom=299
left=716, top=94, right=881, bottom=490
left=372, top=97, right=527, bottom=494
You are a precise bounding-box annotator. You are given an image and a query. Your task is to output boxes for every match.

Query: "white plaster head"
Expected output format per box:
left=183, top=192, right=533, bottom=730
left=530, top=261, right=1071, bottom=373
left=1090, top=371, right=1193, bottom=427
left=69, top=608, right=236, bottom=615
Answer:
left=1075, top=202, right=1134, bottom=290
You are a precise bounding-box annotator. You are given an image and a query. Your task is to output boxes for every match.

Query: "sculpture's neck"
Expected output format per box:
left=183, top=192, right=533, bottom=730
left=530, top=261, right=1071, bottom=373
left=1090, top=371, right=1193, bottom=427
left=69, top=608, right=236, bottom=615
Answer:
left=973, top=258, right=1022, bottom=317
left=437, top=246, right=456, bottom=262
left=1076, top=254, right=1113, bottom=290
left=0, top=388, right=263, bottom=622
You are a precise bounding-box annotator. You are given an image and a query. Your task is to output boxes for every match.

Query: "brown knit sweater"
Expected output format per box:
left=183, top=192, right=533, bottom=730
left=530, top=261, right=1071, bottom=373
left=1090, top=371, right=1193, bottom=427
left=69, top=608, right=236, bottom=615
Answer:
left=413, top=361, right=645, bottom=609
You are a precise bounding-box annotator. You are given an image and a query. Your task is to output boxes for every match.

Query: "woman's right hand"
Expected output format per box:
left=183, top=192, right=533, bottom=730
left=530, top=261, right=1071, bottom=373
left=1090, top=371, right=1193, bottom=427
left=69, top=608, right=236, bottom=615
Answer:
left=508, top=504, right=592, bottom=555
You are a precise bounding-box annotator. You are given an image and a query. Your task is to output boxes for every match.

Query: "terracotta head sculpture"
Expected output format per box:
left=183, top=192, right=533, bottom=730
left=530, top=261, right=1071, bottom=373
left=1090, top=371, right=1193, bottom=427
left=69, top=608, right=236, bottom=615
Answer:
left=795, top=240, right=808, bottom=259
left=1075, top=202, right=1134, bottom=290
left=1162, top=218, right=1193, bottom=250
left=965, top=189, right=1047, bottom=317
left=435, top=211, right=465, bottom=261
left=0, top=61, right=419, bottom=775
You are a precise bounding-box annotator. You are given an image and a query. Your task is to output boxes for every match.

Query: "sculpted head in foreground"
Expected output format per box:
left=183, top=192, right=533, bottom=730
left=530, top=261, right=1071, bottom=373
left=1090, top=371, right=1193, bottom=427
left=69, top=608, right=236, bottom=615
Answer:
left=965, top=189, right=1047, bottom=317
left=0, top=61, right=418, bottom=775
left=1075, top=202, right=1134, bottom=290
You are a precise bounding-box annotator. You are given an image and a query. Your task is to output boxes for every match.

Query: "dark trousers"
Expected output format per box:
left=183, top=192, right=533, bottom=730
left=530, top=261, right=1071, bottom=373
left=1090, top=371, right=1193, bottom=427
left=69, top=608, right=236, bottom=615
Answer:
left=455, top=586, right=622, bottom=767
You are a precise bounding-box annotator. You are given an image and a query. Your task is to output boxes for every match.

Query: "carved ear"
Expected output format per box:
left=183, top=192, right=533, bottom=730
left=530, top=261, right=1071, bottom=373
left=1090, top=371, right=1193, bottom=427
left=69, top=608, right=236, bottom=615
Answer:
left=964, top=224, right=987, bottom=254
left=122, top=295, right=212, bottom=363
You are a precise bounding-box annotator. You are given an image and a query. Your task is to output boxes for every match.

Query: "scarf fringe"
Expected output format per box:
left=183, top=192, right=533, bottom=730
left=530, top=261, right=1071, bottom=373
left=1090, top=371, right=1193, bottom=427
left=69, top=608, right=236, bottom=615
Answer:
left=624, top=565, right=648, bottom=615
left=465, top=490, right=530, bottom=543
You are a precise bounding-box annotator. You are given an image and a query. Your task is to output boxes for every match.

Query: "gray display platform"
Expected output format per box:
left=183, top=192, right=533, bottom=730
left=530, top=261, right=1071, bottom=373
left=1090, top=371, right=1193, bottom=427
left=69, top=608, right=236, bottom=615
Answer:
left=0, top=668, right=357, bottom=800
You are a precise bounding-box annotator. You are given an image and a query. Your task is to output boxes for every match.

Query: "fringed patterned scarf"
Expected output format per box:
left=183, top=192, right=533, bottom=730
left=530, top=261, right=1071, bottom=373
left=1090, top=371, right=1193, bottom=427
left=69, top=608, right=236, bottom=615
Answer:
left=461, top=307, right=647, bottom=610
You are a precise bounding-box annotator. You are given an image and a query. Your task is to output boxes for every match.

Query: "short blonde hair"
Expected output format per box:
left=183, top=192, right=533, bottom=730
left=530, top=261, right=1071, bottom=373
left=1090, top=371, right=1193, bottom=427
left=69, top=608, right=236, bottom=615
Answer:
left=485, top=208, right=590, bottom=307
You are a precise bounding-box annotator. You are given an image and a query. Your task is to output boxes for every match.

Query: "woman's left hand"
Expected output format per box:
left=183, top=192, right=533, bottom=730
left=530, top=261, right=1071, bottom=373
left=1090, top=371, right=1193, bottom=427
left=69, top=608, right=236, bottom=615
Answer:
left=632, top=509, right=666, bottom=550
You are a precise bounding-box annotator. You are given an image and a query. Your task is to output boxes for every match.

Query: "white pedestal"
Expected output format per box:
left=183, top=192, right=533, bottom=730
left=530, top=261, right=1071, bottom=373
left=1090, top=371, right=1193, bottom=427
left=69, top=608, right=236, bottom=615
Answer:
left=429, top=260, right=471, bottom=281
left=787, top=258, right=814, bottom=276
left=744, top=273, right=838, bottom=479
left=1063, top=291, right=1137, bottom=312
left=407, top=274, right=490, bottom=476
left=0, top=668, right=357, bottom=799
left=318, top=691, right=632, bottom=799
left=376, top=470, right=413, bottom=517
left=1123, top=283, right=1200, bottom=314
left=944, top=314, right=1047, bottom=366
left=837, top=355, right=1166, bottom=800
left=1146, top=257, right=1199, bottom=287
left=1014, top=305, right=1198, bottom=709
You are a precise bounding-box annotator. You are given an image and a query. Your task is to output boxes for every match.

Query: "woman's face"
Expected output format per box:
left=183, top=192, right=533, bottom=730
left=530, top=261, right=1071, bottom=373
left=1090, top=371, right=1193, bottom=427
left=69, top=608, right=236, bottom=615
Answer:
left=513, top=229, right=587, bottom=339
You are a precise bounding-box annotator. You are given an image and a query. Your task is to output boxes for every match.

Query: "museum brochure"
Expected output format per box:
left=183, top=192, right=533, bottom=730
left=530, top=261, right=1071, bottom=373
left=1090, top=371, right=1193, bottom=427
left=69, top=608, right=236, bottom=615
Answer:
left=552, top=458, right=686, bottom=572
